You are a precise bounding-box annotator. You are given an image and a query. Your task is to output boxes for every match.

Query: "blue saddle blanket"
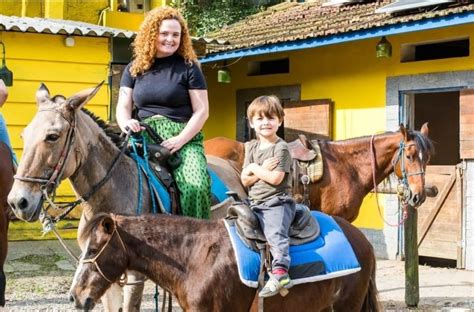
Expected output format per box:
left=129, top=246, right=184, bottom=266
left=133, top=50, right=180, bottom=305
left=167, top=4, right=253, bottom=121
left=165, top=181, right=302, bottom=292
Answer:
left=224, top=211, right=361, bottom=288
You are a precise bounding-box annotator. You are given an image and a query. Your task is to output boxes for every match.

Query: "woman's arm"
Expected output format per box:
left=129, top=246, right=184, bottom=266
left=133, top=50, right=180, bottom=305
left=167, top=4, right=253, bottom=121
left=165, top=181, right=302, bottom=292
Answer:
left=116, top=87, right=141, bottom=133
left=161, top=89, right=209, bottom=153
left=0, top=80, right=8, bottom=107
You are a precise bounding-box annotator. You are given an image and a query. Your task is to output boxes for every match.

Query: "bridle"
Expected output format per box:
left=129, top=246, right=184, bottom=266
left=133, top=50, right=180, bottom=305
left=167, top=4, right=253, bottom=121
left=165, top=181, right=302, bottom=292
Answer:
left=391, top=140, right=426, bottom=204
left=370, top=135, right=426, bottom=226
left=14, top=108, right=77, bottom=208
left=13, top=107, right=130, bottom=221
left=81, top=218, right=128, bottom=286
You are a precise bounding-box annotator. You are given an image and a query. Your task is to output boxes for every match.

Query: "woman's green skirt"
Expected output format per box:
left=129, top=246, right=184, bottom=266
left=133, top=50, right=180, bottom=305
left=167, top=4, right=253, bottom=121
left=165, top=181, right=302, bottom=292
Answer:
left=142, top=116, right=211, bottom=219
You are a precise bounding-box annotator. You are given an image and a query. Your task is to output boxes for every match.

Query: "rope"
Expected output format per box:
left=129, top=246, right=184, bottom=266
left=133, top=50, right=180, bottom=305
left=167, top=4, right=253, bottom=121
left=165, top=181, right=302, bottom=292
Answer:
left=370, top=135, right=407, bottom=227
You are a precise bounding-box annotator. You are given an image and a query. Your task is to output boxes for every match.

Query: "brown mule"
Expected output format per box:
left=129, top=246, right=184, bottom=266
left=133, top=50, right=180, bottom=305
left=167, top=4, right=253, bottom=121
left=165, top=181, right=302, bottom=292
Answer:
left=70, top=212, right=380, bottom=312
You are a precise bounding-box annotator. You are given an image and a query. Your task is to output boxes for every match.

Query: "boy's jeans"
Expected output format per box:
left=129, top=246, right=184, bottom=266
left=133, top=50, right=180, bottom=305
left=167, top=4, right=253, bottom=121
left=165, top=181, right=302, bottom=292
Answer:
left=251, top=195, right=296, bottom=270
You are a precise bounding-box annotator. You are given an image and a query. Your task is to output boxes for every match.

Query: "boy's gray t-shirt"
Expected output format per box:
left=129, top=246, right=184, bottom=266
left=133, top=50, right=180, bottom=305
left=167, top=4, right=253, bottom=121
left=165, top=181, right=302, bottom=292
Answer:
left=243, top=138, right=292, bottom=202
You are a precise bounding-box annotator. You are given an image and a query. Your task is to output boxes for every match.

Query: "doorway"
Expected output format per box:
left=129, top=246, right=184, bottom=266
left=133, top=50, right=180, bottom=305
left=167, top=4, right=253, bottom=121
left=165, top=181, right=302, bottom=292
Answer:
left=403, top=90, right=464, bottom=266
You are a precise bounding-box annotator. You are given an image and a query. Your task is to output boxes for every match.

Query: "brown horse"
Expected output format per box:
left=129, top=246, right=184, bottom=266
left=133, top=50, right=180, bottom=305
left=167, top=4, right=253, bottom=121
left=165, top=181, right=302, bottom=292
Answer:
left=0, top=142, right=13, bottom=307
left=205, top=125, right=433, bottom=222
left=7, top=83, right=245, bottom=311
left=70, top=212, right=379, bottom=312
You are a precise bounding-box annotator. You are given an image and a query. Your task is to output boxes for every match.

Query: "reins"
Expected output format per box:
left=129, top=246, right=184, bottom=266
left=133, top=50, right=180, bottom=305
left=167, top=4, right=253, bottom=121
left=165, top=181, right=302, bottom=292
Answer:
left=370, top=135, right=425, bottom=227
left=14, top=108, right=131, bottom=264
left=15, top=109, right=131, bottom=226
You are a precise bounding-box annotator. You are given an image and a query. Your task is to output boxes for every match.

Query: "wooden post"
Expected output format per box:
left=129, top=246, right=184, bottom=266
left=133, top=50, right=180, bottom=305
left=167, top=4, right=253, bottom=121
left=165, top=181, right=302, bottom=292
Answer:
left=404, top=204, right=419, bottom=307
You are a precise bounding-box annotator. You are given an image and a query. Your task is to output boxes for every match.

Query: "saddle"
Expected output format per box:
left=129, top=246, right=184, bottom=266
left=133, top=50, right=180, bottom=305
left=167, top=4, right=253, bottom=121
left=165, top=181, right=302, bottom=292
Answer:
left=128, top=124, right=181, bottom=215
left=289, top=135, right=324, bottom=204
left=288, top=135, right=317, bottom=162
left=226, top=203, right=320, bottom=251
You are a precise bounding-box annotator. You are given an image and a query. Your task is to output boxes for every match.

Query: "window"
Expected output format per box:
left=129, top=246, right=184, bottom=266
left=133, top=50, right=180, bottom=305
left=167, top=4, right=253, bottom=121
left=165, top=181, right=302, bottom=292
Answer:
left=401, top=38, right=469, bottom=63
left=247, top=58, right=289, bottom=76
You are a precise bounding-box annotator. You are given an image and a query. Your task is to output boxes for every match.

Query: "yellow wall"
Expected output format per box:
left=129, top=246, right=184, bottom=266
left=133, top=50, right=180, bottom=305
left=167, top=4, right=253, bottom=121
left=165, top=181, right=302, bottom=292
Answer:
left=65, top=0, right=108, bottom=24
left=203, top=23, right=474, bottom=229
left=0, top=31, right=110, bottom=202
left=104, top=11, right=144, bottom=31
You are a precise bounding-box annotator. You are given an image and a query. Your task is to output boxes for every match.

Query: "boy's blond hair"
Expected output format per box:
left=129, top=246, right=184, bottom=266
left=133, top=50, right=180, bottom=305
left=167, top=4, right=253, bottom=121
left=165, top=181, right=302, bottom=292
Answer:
left=247, top=95, right=285, bottom=122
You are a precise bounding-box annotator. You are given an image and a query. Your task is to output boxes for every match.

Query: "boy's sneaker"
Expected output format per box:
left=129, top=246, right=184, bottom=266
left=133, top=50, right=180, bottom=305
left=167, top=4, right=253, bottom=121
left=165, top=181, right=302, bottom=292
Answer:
left=258, top=273, right=293, bottom=298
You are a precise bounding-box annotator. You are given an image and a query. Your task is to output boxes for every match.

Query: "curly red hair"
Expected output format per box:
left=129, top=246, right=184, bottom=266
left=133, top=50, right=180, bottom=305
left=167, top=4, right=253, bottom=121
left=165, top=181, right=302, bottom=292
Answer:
left=130, top=6, right=197, bottom=77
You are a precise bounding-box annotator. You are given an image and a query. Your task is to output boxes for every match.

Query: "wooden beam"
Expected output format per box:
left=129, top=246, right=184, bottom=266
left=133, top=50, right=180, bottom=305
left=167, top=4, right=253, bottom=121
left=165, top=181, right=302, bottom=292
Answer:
left=405, top=205, right=419, bottom=307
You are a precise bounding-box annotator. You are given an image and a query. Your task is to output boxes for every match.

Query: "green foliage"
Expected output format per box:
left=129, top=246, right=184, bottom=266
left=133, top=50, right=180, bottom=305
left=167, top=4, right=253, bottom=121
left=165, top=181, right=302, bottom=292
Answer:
left=172, top=1, right=275, bottom=36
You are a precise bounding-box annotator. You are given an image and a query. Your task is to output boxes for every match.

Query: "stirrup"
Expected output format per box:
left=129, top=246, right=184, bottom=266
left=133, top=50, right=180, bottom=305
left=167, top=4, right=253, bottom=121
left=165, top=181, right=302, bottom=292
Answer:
left=258, top=273, right=293, bottom=298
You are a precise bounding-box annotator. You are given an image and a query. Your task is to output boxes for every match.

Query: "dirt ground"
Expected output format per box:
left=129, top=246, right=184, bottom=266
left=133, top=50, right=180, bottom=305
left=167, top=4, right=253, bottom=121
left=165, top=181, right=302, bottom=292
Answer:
left=3, top=240, right=474, bottom=311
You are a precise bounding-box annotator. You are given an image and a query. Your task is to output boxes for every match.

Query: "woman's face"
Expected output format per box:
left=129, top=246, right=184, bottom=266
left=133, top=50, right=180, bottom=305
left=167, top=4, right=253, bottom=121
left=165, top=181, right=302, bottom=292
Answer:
left=156, top=19, right=181, bottom=58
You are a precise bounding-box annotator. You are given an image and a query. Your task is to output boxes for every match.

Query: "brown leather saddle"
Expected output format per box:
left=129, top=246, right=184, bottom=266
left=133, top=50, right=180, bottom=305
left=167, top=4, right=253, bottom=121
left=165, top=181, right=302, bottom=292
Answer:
left=226, top=203, right=320, bottom=251
left=288, top=134, right=318, bottom=162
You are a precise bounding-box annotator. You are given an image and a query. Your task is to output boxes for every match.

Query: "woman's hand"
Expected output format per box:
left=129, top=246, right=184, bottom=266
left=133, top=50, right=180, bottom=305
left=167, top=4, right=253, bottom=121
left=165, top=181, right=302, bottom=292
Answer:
left=161, top=135, right=187, bottom=154
left=121, top=119, right=142, bottom=133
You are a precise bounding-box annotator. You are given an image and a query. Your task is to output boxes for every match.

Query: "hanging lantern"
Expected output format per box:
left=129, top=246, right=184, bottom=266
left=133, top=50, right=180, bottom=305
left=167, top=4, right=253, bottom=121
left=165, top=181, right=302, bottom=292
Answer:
left=0, top=42, right=13, bottom=86
left=376, top=36, right=392, bottom=58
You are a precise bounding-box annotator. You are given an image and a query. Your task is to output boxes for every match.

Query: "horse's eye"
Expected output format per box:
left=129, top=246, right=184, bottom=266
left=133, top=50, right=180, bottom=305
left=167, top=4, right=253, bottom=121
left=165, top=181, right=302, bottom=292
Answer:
left=45, top=134, right=60, bottom=142
left=86, top=249, right=98, bottom=256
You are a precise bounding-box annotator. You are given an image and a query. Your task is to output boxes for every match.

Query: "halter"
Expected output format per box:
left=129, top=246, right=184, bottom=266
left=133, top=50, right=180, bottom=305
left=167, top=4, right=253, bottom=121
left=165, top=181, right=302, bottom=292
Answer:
left=81, top=218, right=128, bottom=286
left=13, top=107, right=130, bottom=222
left=391, top=140, right=426, bottom=204
left=14, top=108, right=78, bottom=209
left=370, top=136, right=426, bottom=227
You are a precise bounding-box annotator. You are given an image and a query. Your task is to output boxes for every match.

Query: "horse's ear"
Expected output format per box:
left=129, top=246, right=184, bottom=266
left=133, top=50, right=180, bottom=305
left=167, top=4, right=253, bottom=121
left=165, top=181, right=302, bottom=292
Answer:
left=36, top=83, right=50, bottom=106
left=101, top=216, right=115, bottom=235
left=65, top=81, right=104, bottom=111
left=399, top=123, right=408, bottom=140
left=420, top=122, right=429, bottom=137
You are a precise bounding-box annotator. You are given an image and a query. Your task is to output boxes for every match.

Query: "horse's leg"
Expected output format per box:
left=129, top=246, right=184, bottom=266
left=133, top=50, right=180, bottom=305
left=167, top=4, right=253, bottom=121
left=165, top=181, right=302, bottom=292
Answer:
left=332, top=217, right=379, bottom=312
left=0, top=144, right=13, bottom=307
left=0, top=205, right=8, bottom=307
left=122, top=271, right=145, bottom=312
left=100, top=284, right=124, bottom=312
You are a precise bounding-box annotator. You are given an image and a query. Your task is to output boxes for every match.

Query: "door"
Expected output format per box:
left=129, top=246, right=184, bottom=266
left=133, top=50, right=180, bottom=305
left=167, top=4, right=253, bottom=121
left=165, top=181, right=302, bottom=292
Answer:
left=405, top=90, right=465, bottom=267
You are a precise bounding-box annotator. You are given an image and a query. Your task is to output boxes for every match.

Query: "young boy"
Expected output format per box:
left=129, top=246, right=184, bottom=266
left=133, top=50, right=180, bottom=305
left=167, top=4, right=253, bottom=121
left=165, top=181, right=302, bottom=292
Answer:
left=241, top=95, right=296, bottom=298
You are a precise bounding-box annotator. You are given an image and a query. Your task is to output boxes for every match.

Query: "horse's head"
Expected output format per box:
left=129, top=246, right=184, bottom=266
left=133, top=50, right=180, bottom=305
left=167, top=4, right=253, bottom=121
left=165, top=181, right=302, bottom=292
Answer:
left=69, top=213, right=127, bottom=310
left=7, top=82, right=103, bottom=221
left=393, top=123, right=433, bottom=207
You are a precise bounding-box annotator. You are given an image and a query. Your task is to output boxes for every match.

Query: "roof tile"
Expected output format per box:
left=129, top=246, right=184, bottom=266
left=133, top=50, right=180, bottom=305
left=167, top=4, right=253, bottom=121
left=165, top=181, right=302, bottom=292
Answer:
left=206, top=1, right=474, bottom=53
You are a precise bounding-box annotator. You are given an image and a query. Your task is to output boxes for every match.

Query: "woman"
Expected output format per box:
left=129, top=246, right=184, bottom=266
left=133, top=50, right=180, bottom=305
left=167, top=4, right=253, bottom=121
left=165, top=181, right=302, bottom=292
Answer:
left=0, top=79, right=17, bottom=166
left=116, top=6, right=211, bottom=219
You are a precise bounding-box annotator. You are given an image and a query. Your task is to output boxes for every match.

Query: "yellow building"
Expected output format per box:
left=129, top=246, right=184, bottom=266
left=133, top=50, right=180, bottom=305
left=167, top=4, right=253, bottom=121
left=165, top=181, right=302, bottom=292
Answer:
left=0, top=14, right=136, bottom=207
left=201, top=1, right=474, bottom=267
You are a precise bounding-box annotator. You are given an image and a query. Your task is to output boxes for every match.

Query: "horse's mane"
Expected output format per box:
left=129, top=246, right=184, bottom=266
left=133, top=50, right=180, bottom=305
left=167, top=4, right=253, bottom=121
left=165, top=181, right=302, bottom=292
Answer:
left=409, top=129, right=435, bottom=161
left=314, top=128, right=434, bottom=160
left=81, top=108, right=123, bottom=148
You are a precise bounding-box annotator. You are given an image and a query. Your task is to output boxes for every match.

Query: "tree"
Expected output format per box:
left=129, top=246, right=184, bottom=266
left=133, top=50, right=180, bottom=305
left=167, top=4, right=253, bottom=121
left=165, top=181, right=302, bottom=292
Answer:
left=171, top=0, right=282, bottom=36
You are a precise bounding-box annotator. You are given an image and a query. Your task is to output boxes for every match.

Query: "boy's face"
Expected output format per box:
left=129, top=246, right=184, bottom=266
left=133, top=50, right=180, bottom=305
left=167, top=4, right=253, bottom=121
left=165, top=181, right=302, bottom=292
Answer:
left=249, top=114, right=282, bottom=140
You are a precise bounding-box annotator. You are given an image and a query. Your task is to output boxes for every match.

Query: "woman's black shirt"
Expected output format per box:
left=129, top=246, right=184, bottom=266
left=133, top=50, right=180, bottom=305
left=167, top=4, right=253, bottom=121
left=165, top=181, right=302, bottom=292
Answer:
left=120, top=54, right=207, bottom=122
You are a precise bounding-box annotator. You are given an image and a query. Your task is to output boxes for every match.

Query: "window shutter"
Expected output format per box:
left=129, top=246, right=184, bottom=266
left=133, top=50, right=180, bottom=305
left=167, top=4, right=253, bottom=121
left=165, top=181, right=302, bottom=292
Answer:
left=283, top=99, right=333, bottom=142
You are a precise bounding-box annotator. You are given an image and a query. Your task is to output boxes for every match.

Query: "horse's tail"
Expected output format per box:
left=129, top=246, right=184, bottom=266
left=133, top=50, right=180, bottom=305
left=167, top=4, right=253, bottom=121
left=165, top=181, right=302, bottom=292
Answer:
left=362, top=266, right=381, bottom=312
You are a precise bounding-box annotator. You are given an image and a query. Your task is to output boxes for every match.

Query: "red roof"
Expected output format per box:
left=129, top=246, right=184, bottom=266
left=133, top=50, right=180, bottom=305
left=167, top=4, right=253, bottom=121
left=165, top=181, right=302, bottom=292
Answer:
left=205, top=1, right=474, bottom=53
